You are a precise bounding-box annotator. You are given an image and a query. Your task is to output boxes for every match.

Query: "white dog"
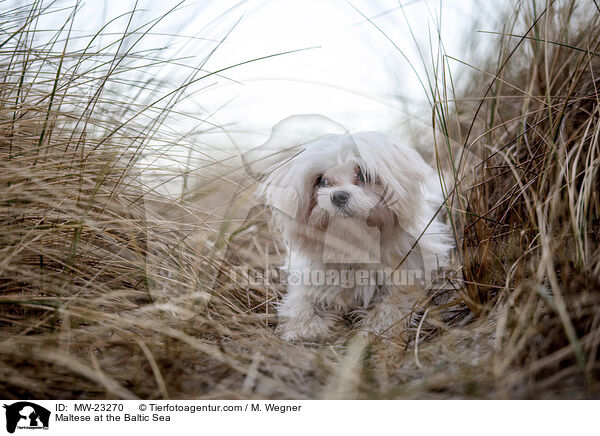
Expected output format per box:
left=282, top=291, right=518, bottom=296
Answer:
left=260, top=131, right=452, bottom=341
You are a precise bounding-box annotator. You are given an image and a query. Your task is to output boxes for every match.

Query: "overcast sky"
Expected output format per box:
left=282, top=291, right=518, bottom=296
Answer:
left=55, top=0, right=508, bottom=144
left=194, top=0, right=503, bottom=144
left=30, top=0, right=511, bottom=185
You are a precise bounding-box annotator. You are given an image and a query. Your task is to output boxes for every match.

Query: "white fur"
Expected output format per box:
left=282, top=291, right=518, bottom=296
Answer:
left=260, top=132, right=453, bottom=341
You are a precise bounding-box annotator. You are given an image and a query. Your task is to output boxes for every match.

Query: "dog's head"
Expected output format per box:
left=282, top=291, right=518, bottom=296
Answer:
left=261, top=131, right=436, bottom=256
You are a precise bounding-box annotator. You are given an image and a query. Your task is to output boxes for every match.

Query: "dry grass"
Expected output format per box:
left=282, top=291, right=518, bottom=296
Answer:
left=435, top=0, right=600, bottom=397
left=1, top=0, right=599, bottom=400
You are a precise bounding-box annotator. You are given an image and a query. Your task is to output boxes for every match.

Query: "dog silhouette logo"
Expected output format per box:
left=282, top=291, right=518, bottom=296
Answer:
left=3, top=402, right=50, bottom=433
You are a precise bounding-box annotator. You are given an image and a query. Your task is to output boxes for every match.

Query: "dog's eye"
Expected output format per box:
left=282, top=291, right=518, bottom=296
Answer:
left=316, top=176, right=329, bottom=188
left=356, top=168, right=369, bottom=184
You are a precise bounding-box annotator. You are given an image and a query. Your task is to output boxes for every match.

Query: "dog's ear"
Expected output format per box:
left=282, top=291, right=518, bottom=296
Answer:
left=262, top=183, right=300, bottom=220
left=353, top=132, right=436, bottom=225
left=260, top=162, right=319, bottom=225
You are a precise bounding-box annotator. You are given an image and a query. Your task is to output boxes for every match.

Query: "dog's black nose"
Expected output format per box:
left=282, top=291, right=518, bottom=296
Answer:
left=331, top=190, right=350, bottom=207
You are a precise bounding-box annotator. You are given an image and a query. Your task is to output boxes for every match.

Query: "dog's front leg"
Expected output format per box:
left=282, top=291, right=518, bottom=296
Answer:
left=277, top=284, right=337, bottom=342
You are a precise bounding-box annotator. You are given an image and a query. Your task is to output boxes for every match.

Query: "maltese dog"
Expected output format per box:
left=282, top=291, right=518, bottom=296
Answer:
left=260, top=130, right=452, bottom=341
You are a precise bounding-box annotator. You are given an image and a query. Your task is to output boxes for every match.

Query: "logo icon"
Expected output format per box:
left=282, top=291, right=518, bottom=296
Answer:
left=3, top=402, right=50, bottom=434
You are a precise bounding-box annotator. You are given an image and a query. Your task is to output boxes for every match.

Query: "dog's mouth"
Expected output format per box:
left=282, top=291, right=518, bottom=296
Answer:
left=333, top=206, right=353, bottom=218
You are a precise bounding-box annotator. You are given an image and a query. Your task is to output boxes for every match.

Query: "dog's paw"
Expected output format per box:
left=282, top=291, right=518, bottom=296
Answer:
left=361, top=304, right=407, bottom=337
left=278, top=313, right=335, bottom=342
